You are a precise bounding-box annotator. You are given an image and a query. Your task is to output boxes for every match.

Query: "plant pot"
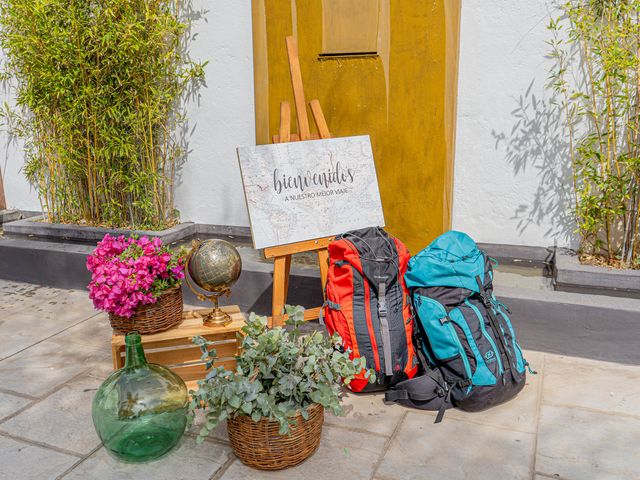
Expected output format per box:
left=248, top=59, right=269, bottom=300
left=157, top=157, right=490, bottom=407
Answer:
left=109, top=286, right=183, bottom=335
left=226, top=403, right=324, bottom=470
left=554, top=249, right=640, bottom=298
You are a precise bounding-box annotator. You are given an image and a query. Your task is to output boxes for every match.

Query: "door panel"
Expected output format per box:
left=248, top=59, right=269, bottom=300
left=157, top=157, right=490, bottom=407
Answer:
left=252, top=0, right=461, bottom=253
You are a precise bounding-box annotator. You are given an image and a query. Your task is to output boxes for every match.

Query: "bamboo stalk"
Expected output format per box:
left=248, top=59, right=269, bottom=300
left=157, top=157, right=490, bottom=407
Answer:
left=0, top=163, right=6, bottom=211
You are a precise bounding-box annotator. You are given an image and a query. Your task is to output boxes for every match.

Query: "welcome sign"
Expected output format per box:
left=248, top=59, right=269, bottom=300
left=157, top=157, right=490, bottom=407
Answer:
left=237, top=135, right=385, bottom=249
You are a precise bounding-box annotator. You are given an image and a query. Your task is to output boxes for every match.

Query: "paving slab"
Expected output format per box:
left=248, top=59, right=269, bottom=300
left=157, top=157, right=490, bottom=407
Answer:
left=375, top=413, right=535, bottom=480
left=220, top=425, right=387, bottom=480
left=62, top=437, right=231, bottom=480
left=0, top=285, right=97, bottom=360
left=493, top=269, right=552, bottom=291
left=0, top=375, right=101, bottom=455
left=0, top=392, right=31, bottom=420
left=0, top=335, right=109, bottom=398
left=186, top=410, right=230, bottom=444
left=536, top=404, right=640, bottom=480
left=0, top=313, right=89, bottom=361
left=0, top=280, right=63, bottom=308
left=543, top=354, right=640, bottom=416
left=0, top=282, right=93, bottom=314
left=444, top=350, right=544, bottom=433
left=324, top=389, right=406, bottom=437
left=53, top=312, right=112, bottom=352
left=0, top=435, right=78, bottom=480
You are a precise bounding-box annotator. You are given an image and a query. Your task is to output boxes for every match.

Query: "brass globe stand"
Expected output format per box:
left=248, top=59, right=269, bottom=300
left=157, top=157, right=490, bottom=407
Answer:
left=188, top=285, right=232, bottom=328
left=185, top=242, right=233, bottom=328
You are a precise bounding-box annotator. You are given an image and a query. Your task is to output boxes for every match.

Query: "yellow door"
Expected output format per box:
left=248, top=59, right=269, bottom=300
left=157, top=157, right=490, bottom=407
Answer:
left=252, top=0, right=461, bottom=253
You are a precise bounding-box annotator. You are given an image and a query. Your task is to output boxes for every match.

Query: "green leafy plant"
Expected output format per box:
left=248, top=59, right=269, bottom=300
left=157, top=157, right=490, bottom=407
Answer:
left=0, top=0, right=206, bottom=229
left=548, top=0, right=640, bottom=267
left=189, top=305, right=375, bottom=440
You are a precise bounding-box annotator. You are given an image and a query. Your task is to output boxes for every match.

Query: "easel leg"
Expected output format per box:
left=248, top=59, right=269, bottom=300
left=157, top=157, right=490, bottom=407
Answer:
left=271, top=255, right=291, bottom=327
left=283, top=255, right=292, bottom=298
left=317, top=249, right=329, bottom=295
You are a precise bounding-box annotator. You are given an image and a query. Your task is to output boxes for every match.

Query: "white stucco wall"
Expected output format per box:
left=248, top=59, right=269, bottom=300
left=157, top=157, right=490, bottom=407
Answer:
left=173, top=0, right=253, bottom=227
left=452, top=0, right=578, bottom=248
left=0, top=133, right=38, bottom=211
left=0, top=1, right=254, bottom=228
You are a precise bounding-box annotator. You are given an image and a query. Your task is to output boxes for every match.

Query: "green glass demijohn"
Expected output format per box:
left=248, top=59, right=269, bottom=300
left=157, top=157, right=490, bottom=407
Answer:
left=92, top=332, right=189, bottom=463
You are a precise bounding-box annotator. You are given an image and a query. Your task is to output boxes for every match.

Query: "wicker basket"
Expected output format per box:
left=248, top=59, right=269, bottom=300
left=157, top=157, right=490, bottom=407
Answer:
left=227, top=403, right=324, bottom=470
left=109, top=286, right=183, bottom=335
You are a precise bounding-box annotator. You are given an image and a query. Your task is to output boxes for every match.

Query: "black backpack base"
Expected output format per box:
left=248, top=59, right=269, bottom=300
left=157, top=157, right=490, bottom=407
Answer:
left=384, top=369, right=454, bottom=423
left=455, top=375, right=526, bottom=412
left=385, top=365, right=526, bottom=422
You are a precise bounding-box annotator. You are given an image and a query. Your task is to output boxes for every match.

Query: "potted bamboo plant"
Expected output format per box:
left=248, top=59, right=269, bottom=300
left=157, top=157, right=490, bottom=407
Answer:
left=545, top=1, right=640, bottom=296
left=189, top=305, right=374, bottom=471
left=0, top=0, right=205, bottom=232
left=548, top=1, right=640, bottom=269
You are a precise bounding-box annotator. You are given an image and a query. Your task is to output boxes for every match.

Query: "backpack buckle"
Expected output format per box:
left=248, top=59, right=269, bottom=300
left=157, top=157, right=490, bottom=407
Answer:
left=378, top=283, right=387, bottom=316
left=479, top=292, right=492, bottom=308
left=458, top=378, right=472, bottom=388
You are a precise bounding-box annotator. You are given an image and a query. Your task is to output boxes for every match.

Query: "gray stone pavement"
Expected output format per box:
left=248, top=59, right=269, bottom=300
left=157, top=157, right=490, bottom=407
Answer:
left=0, top=279, right=639, bottom=479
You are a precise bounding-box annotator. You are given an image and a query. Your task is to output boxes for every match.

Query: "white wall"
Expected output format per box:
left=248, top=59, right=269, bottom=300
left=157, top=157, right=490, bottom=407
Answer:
left=0, top=1, right=255, bottom=228
left=173, top=0, right=253, bottom=227
left=452, top=0, right=578, bottom=248
left=1, top=133, right=39, bottom=211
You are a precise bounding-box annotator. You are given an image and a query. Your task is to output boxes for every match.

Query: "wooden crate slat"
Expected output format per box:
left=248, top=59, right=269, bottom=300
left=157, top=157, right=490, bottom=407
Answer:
left=111, top=306, right=244, bottom=348
left=172, top=359, right=236, bottom=382
left=114, top=338, right=238, bottom=358
left=110, top=306, right=246, bottom=388
left=114, top=334, right=238, bottom=357
left=144, top=342, right=239, bottom=366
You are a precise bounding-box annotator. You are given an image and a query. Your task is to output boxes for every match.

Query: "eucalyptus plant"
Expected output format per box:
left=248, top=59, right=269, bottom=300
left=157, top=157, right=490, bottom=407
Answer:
left=189, top=305, right=374, bottom=440
left=0, top=0, right=206, bottom=229
left=548, top=0, right=640, bottom=266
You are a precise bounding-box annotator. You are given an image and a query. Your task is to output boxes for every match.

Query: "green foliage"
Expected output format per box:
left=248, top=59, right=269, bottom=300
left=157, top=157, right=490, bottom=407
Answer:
left=0, top=0, right=206, bottom=229
left=548, top=0, right=640, bottom=265
left=188, top=305, right=375, bottom=440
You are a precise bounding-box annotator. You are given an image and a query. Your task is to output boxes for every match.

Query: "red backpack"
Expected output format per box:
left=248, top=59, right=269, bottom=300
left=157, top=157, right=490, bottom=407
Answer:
left=321, top=227, right=418, bottom=392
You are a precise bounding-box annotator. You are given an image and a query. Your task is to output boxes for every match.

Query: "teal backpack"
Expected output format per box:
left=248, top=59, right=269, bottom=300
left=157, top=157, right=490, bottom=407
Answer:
left=385, top=231, right=533, bottom=422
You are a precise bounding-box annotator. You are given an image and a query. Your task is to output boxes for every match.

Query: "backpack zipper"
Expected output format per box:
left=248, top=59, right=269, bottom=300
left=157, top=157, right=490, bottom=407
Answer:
left=465, top=299, right=503, bottom=375
left=493, top=300, right=525, bottom=374
left=440, top=314, right=473, bottom=383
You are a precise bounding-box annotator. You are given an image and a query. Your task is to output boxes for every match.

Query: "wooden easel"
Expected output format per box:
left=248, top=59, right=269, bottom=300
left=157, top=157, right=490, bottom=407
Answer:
left=267, top=36, right=333, bottom=327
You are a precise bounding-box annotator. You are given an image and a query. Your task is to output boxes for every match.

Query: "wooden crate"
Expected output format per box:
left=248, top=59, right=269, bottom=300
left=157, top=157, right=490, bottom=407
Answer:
left=111, top=305, right=246, bottom=391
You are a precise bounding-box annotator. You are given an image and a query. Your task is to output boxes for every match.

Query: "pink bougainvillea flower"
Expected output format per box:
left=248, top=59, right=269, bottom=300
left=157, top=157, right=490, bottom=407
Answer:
left=86, top=234, right=185, bottom=318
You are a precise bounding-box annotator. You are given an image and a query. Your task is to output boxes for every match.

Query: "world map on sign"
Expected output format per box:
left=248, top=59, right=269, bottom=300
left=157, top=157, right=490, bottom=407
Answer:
left=237, top=135, right=385, bottom=249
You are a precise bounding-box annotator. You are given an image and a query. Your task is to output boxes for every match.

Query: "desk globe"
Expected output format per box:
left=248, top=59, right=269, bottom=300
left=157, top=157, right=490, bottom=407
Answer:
left=92, top=332, right=188, bottom=463
left=186, top=239, right=242, bottom=327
